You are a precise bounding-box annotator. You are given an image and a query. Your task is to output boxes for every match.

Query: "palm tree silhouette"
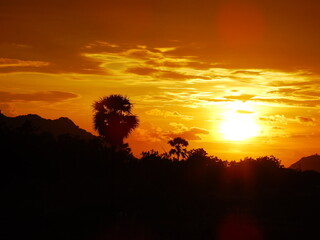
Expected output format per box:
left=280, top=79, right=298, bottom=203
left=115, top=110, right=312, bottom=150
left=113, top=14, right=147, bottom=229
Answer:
left=168, top=137, right=189, bottom=161
left=93, top=95, right=139, bottom=149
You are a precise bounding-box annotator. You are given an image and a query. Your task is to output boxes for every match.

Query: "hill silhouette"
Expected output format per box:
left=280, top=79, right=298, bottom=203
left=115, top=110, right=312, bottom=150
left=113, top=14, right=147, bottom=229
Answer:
left=290, top=154, right=320, bottom=172
left=1, top=112, right=320, bottom=240
left=0, top=113, right=95, bottom=140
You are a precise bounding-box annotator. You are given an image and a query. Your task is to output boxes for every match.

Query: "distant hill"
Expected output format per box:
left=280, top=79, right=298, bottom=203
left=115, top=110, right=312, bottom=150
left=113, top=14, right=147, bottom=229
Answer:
left=0, top=112, right=96, bottom=140
left=290, top=154, right=320, bottom=172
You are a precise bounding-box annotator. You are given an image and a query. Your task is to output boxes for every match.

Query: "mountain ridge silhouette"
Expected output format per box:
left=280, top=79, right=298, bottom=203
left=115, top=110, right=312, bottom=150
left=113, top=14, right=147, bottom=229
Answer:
left=289, top=154, right=320, bottom=172
left=0, top=113, right=96, bottom=140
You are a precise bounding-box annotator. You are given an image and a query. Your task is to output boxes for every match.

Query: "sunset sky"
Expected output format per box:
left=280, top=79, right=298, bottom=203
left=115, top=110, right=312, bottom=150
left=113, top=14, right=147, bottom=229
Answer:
left=1, top=0, right=320, bottom=166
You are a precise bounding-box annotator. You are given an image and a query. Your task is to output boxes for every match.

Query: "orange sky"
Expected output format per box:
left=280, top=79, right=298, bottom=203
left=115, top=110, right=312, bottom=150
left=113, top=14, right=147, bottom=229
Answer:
left=1, top=0, right=320, bottom=166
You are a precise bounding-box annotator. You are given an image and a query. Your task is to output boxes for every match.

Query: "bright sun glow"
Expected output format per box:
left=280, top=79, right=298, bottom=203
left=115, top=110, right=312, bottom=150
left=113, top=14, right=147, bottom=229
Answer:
left=220, top=102, right=261, bottom=141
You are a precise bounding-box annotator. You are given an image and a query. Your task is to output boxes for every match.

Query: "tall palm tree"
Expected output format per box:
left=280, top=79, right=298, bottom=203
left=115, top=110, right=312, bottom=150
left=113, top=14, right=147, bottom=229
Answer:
left=93, top=94, right=139, bottom=149
left=168, top=137, right=189, bottom=161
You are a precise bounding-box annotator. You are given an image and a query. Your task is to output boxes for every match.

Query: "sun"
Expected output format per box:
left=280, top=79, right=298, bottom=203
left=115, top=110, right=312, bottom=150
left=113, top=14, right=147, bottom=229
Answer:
left=220, top=102, right=261, bottom=141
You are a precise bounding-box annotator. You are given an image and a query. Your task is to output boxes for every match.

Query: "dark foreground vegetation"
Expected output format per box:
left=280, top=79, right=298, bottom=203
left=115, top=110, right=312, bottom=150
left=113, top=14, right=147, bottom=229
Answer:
left=1, top=114, right=320, bottom=240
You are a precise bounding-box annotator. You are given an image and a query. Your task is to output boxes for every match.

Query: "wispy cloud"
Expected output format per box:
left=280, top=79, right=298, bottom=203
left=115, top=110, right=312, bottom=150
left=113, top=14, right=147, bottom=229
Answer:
left=0, top=91, right=78, bottom=103
left=145, top=108, right=193, bottom=120
left=296, top=116, right=316, bottom=125
left=0, top=58, right=49, bottom=68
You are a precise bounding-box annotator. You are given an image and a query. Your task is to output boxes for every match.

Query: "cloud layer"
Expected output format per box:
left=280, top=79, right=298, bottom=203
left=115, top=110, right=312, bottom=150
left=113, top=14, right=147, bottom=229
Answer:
left=0, top=91, right=78, bottom=103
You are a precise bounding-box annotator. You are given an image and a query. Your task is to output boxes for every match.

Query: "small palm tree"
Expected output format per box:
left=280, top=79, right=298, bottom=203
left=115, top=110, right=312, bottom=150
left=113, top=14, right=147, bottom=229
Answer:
left=168, top=137, right=189, bottom=161
left=92, top=94, right=139, bottom=149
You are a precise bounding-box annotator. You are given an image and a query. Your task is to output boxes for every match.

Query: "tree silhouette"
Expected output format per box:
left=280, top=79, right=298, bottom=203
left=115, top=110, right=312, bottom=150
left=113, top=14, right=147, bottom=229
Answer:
left=187, top=148, right=208, bottom=161
left=168, top=137, right=189, bottom=161
left=92, top=94, right=139, bottom=149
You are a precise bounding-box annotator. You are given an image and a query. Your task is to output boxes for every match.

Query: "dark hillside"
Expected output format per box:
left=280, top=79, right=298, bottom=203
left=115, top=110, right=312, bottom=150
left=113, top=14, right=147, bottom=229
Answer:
left=0, top=113, right=95, bottom=140
left=290, top=154, right=320, bottom=172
